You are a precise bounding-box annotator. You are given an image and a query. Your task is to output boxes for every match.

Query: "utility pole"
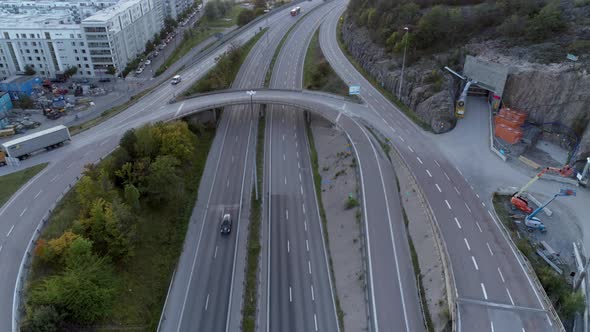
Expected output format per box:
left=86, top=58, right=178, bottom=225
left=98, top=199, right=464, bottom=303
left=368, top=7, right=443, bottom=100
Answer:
left=398, top=27, right=409, bottom=100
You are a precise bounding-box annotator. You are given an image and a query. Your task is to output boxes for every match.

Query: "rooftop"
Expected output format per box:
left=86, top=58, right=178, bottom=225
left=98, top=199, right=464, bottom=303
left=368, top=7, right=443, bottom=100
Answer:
left=83, top=0, right=143, bottom=23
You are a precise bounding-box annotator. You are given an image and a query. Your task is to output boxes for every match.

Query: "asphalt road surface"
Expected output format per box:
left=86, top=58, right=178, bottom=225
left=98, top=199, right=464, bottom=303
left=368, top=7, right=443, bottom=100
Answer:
left=319, top=4, right=558, bottom=331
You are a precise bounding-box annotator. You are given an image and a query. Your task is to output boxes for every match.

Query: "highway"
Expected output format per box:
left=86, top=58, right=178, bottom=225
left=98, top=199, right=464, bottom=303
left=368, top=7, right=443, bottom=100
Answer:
left=318, top=4, right=558, bottom=331
left=264, top=1, right=341, bottom=331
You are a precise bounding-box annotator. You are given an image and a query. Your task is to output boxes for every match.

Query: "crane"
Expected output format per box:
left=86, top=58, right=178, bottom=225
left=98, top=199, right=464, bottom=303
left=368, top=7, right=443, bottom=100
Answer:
left=524, top=189, right=576, bottom=232
left=510, top=165, right=574, bottom=213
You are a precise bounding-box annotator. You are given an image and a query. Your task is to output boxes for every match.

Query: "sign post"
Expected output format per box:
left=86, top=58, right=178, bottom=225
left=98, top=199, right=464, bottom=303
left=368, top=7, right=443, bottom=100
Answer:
left=349, top=85, right=360, bottom=96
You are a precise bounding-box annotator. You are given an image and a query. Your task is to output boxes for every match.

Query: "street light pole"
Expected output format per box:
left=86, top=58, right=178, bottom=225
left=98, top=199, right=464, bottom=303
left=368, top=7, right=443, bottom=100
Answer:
left=246, top=90, right=258, bottom=200
left=398, top=27, right=409, bottom=100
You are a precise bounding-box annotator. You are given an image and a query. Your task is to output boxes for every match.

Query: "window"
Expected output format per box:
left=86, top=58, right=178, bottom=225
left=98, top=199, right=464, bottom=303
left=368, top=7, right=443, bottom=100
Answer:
left=82, top=49, right=86, bottom=54
left=36, top=57, right=40, bottom=61
left=34, top=49, right=38, bottom=54
left=78, top=34, right=82, bottom=39
left=16, top=33, right=19, bottom=38
left=22, top=34, right=26, bottom=39
left=83, top=57, right=87, bottom=61
left=87, top=71, right=91, bottom=75
left=30, top=34, right=34, bottom=38
left=78, top=64, right=81, bottom=68
left=85, top=64, right=89, bottom=68
left=28, top=56, right=32, bottom=61
left=45, top=32, right=50, bottom=39
left=32, top=42, right=36, bottom=46
left=76, top=57, right=80, bottom=61
left=23, top=42, right=28, bottom=46
left=80, top=42, right=84, bottom=46
left=70, top=34, right=74, bottom=38
left=25, top=49, right=30, bottom=54
left=74, top=49, right=78, bottom=53
left=0, top=64, right=3, bottom=68
left=72, top=42, right=75, bottom=46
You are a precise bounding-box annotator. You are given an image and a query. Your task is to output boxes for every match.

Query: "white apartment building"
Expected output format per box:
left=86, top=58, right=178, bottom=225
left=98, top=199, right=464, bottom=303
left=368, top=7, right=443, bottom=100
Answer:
left=0, top=0, right=163, bottom=79
left=82, top=0, right=162, bottom=76
left=165, top=0, right=193, bottom=19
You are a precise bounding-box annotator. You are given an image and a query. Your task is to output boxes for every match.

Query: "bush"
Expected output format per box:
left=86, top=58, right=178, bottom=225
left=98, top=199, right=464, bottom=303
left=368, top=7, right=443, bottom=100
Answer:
left=23, top=305, right=62, bottom=332
left=24, top=65, right=36, bottom=76
left=498, top=14, right=527, bottom=37
left=238, top=9, right=255, bottom=26
left=526, top=0, right=567, bottom=41
left=346, top=195, right=359, bottom=209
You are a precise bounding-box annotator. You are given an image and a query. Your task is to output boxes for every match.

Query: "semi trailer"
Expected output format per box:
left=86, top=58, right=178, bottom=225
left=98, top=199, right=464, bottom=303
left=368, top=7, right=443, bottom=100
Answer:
left=1, top=125, right=71, bottom=162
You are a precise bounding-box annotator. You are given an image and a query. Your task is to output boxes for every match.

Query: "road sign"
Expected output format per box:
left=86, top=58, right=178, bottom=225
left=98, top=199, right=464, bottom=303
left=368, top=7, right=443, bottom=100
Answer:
left=349, top=85, right=360, bottom=95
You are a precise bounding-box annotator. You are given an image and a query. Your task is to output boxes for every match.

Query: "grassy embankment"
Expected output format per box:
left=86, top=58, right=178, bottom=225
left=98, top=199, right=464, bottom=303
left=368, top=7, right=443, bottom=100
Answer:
left=493, top=194, right=585, bottom=326
left=183, top=28, right=267, bottom=95
left=336, top=17, right=430, bottom=131
left=0, top=163, right=48, bottom=207
left=155, top=5, right=245, bottom=76
left=23, top=121, right=215, bottom=330
left=304, top=30, right=350, bottom=97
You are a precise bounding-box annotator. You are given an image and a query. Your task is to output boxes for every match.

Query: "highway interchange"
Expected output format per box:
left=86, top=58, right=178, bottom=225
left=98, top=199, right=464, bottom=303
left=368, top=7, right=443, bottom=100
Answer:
left=0, top=0, right=562, bottom=331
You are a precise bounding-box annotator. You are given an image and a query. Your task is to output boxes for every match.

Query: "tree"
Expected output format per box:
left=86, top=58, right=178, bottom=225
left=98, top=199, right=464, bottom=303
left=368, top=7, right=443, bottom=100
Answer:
left=124, top=184, right=141, bottom=211
left=526, top=0, right=566, bottom=41
left=237, top=9, right=256, bottom=26
left=64, top=66, right=78, bottom=78
left=150, top=122, right=196, bottom=163
left=24, top=64, right=36, bottom=75
left=145, top=39, right=155, bottom=54
left=205, top=1, right=220, bottom=19
left=106, top=65, right=117, bottom=76
left=254, top=0, right=266, bottom=10
left=14, top=94, right=34, bottom=109
left=141, top=155, right=184, bottom=204
left=560, top=291, right=585, bottom=320
left=498, top=14, right=527, bottom=37
left=22, top=305, right=63, bottom=332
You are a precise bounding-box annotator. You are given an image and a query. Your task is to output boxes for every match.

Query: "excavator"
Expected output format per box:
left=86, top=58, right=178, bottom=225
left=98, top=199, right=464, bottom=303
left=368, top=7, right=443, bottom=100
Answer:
left=511, top=164, right=574, bottom=213
left=524, top=188, right=576, bottom=232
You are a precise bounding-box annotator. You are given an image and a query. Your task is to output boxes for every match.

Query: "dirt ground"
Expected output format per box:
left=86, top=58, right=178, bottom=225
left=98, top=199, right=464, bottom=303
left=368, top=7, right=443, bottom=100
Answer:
left=310, top=115, right=368, bottom=332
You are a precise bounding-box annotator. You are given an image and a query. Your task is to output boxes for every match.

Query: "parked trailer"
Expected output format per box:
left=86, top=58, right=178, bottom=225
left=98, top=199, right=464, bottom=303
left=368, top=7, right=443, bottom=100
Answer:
left=1, top=125, right=71, bottom=161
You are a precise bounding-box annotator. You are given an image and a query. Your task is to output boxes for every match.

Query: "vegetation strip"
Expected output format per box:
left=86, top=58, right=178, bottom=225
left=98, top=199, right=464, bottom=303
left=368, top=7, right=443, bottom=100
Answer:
left=23, top=120, right=215, bottom=330
left=242, top=113, right=265, bottom=332
left=303, top=30, right=350, bottom=97
left=0, top=163, right=48, bottom=207
left=305, top=120, right=345, bottom=329
left=183, top=28, right=268, bottom=96
left=335, top=17, right=430, bottom=131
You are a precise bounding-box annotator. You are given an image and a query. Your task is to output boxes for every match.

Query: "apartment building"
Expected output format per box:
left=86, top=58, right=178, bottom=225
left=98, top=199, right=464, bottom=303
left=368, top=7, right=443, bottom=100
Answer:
left=165, top=0, right=193, bottom=19
left=0, top=0, right=163, bottom=78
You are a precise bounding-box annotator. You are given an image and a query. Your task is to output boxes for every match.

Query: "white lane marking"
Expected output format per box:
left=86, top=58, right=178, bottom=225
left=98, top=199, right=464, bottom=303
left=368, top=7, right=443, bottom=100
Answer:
left=306, top=239, right=309, bottom=252
left=426, top=169, right=432, bottom=177
left=398, top=135, right=405, bottom=142
left=174, top=102, right=185, bottom=117
left=235, top=136, right=238, bottom=143
left=444, top=172, right=450, bottom=181
left=289, top=286, right=292, bottom=302
left=454, top=217, right=462, bottom=229
left=297, top=151, right=299, bottom=158
left=297, top=161, right=300, bottom=168
left=481, top=283, right=488, bottom=300
left=416, top=157, right=423, bottom=165
left=456, top=167, right=463, bottom=176
left=454, top=187, right=460, bottom=195
left=284, top=176, right=287, bottom=185
left=464, top=238, right=471, bottom=251
left=226, top=179, right=230, bottom=188
left=487, top=243, right=494, bottom=256
left=20, top=208, right=28, bottom=217
left=434, top=160, right=440, bottom=167
left=408, top=145, right=414, bottom=152
left=311, top=285, right=315, bottom=301
left=498, top=267, right=505, bottom=283
left=287, top=240, right=290, bottom=253
left=488, top=210, right=495, bottom=220
left=7, top=224, right=15, bottom=237
left=99, top=138, right=109, bottom=146
left=0, top=245, right=2, bottom=253
left=465, top=202, right=472, bottom=213
left=314, top=314, right=318, bottom=331
left=285, top=209, right=288, bottom=220
left=66, top=162, right=73, bottom=169
left=299, top=173, right=302, bottom=182
left=300, top=185, right=303, bottom=195
left=308, top=260, right=312, bottom=274
left=482, top=202, right=486, bottom=207
left=283, top=154, right=286, bottom=161
left=304, top=221, right=307, bottom=231
left=476, top=222, right=483, bottom=232
left=445, top=200, right=452, bottom=210
left=476, top=193, right=480, bottom=198
left=205, top=293, right=210, bottom=311
left=302, top=203, right=305, bottom=214
left=282, top=135, right=285, bottom=141
left=435, top=184, right=442, bottom=192
left=50, top=174, right=59, bottom=182
left=472, top=256, right=479, bottom=270
left=491, top=321, right=495, bottom=332
left=295, top=141, right=298, bottom=148
left=506, top=288, right=515, bottom=306
left=214, top=246, right=218, bottom=259
left=232, top=155, right=234, bottom=163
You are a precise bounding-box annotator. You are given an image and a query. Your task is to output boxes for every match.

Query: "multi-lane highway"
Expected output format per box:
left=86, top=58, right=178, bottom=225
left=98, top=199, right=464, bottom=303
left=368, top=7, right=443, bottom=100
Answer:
left=318, top=4, right=558, bottom=331
left=265, top=2, right=341, bottom=331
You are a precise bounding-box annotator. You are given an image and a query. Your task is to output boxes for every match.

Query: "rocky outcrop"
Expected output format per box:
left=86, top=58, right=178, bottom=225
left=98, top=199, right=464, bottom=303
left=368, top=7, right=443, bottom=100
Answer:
left=340, top=17, right=590, bottom=166
left=340, top=18, right=457, bottom=133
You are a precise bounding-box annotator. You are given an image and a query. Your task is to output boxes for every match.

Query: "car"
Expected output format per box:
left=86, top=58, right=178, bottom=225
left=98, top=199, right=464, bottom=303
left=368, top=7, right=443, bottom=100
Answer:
left=171, top=75, right=181, bottom=85
left=220, top=214, right=232, bottom=234
left=145, top=60, right=151, bottom=65
left=136, top=67, right=144, bottom=74
left=98, top=78, right=111, bottom=82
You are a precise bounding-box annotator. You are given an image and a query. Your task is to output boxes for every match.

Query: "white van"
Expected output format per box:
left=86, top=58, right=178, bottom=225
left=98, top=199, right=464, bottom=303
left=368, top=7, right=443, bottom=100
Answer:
left=171, top=75, right=181, bottom=85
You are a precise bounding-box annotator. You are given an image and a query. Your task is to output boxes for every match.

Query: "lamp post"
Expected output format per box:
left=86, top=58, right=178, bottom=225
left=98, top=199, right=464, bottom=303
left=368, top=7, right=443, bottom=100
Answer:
left=398, top=27, right=409, bottom=100
left=246, top=90, right=258, bottom=200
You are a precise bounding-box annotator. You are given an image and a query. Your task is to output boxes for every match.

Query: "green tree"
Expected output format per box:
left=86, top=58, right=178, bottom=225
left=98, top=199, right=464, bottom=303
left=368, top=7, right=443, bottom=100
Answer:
left=15, top=94, right=35, bottom=109
left=498, top=14, right=527, bottom=37
left=64, top=66, right=78, bottom=78
left=141, top=155, right=184, bottom=204
left=560, top=291, right=585, bottom=320
left=124, top=184, right=141, bottom=211
left=254, top=0, right=266, bottom=9
left=526, top=0, right=566, bottom=41
left=205, top=1, right=220, bottom=19
left=24, top=64, right=36, bottom=75
left=134, top=125, right=161, bottom=159
left=22, top=305, right=63, bottom=332
left=106, top=65, right=117, bottom=76
left=151, top=122, right=196, bottom=163
left=238, top=9, right=256, bottom=26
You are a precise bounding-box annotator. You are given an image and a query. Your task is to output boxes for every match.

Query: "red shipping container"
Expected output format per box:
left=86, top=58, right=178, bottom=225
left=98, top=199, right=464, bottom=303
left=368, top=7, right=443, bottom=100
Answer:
left=495, top=123, right=522, bottom=144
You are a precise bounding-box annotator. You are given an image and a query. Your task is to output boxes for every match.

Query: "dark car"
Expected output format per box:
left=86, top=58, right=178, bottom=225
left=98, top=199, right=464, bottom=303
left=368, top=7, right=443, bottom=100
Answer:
left=220, top=214, right=232, bottom=235
left=99, top=78, right=111, bottom=83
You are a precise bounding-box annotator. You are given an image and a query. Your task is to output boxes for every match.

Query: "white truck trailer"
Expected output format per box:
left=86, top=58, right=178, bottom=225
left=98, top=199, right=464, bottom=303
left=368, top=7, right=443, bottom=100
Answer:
left=1, top=125, right=71, bottom=160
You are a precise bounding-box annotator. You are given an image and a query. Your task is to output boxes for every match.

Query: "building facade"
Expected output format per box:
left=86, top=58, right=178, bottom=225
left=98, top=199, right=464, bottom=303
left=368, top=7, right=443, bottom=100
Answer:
left=165, top=0, right=193, bottom=20
left=0, top=0, right=164, bottom=79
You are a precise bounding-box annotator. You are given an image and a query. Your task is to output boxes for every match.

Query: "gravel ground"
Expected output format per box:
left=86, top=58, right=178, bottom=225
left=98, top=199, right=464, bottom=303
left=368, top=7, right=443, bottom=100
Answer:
left=310, top=115, right=368, bottom=332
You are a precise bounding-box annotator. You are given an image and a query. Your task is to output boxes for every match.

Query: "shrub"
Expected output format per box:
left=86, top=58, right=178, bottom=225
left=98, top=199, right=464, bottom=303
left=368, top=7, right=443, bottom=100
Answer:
left=237, top=9, right=255, bottom=26
left=498, top=14, right=527, bottom=37
left=526, top=0, right=567, bottom=41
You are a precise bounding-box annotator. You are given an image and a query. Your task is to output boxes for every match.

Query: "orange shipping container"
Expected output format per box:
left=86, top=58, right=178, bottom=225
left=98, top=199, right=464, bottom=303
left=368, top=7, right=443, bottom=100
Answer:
left=495, top=123, right=522, bottom=144
left=495, top=114, right=522, bottom=129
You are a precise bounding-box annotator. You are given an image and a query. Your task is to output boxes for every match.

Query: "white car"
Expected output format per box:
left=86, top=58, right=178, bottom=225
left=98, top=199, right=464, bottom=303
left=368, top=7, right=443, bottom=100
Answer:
left=171, top=75, right=181, bottom=85
left=135, top=67, right=144, bottom=74
left=145, top=60, right=151, bottom=65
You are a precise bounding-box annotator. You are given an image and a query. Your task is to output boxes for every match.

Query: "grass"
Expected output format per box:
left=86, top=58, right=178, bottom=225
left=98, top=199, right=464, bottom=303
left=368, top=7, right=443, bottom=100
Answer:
left=242, top=114, right=265, bottom=332
left=305, top=120, right=345, bottom=330
left=0, top=163, right=48, bottom=207
left=303, top=30, right=349, bottom=97
left=492, top=193, right=585, bottom=324
left=336, top=16, right=431, bottom=131
left=155, top=5, right=244, bottom=76
left=26, top=127, right=216, bottom=329
left=182, top=28, right=268, bottom=96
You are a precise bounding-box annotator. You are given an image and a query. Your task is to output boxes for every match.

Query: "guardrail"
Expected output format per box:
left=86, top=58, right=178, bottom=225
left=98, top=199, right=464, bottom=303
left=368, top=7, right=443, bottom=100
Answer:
left=487, top=102, right=508, bottom=162
left=488, top=195, right=565, bottom=331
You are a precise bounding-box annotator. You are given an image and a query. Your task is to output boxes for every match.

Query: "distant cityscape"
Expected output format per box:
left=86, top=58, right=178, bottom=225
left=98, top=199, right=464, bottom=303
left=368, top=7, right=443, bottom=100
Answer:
left=0, top=0, right=196, bottom=79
